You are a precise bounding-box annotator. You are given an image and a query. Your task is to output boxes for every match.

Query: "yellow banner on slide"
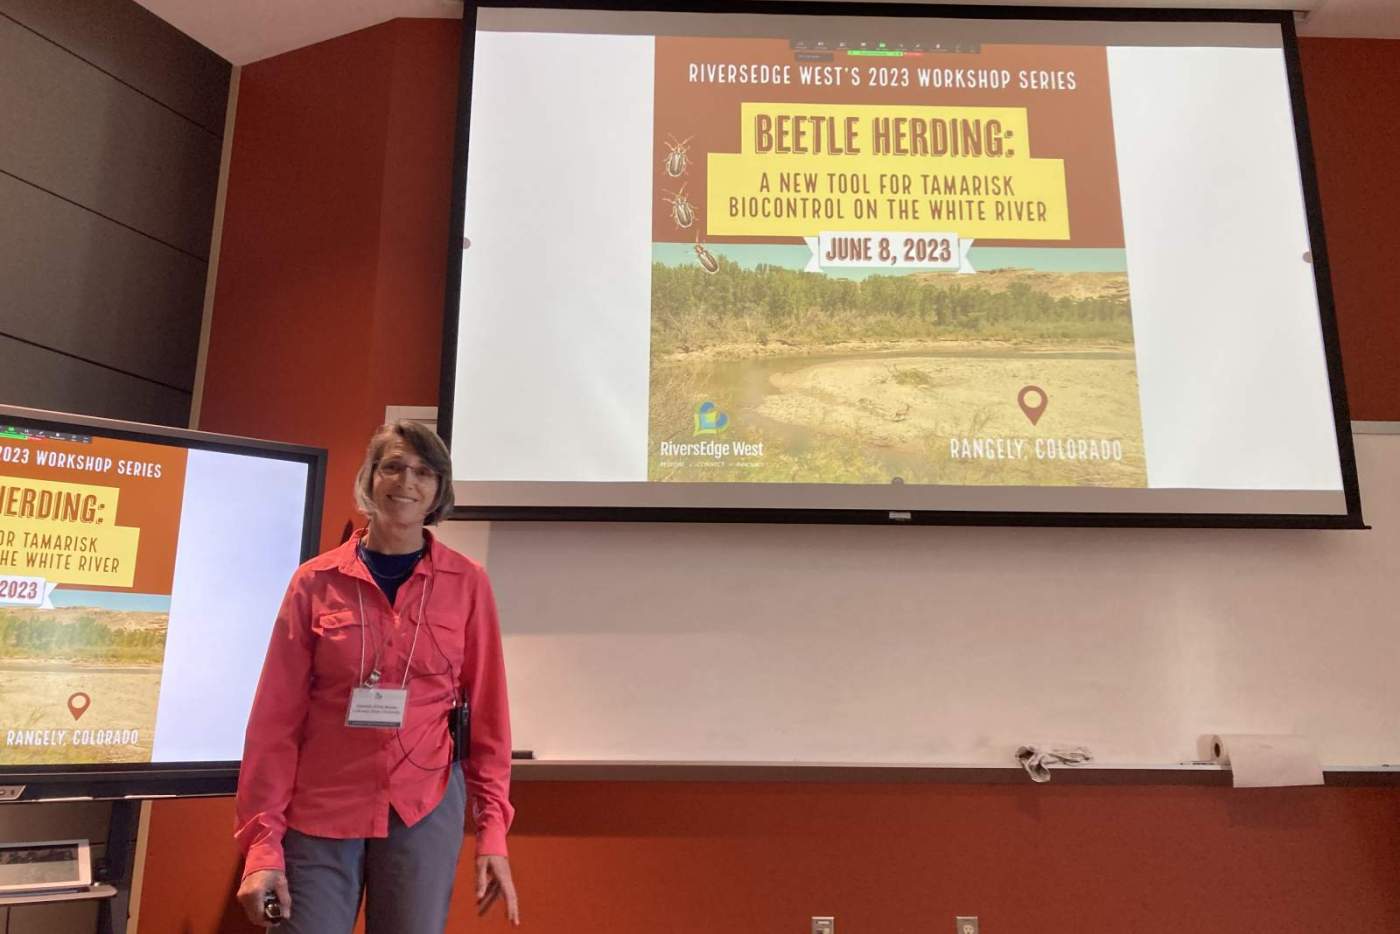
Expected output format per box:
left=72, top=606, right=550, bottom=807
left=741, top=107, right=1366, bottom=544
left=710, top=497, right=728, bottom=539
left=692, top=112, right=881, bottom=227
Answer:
left=705, top=103, right=1069, bottom=240
left=0, top=476, right=140, bottom=587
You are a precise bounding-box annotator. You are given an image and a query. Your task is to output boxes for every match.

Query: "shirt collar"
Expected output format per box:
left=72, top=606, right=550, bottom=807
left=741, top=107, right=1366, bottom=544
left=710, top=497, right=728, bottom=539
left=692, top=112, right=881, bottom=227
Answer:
left=335, top=527, right=464, bottom=581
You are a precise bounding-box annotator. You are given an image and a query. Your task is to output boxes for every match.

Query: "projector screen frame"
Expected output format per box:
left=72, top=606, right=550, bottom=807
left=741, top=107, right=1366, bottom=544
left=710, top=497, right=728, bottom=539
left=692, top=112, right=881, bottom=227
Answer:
left=438, top=1, right=1364, bottom=530
left=0, top=405, right=326, bottom=800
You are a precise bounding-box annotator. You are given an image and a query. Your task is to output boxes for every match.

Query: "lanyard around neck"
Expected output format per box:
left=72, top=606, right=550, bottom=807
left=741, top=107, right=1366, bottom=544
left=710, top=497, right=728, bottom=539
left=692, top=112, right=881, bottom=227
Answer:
left=356, top=575, right=429, bottom=688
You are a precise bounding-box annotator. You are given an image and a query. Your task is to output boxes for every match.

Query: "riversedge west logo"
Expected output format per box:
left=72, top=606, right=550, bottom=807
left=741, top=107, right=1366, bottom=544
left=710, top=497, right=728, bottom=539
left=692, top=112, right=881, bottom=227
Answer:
left=658, top=439, right=765, bottom=459
left=693, top=401, right=730, bottom=436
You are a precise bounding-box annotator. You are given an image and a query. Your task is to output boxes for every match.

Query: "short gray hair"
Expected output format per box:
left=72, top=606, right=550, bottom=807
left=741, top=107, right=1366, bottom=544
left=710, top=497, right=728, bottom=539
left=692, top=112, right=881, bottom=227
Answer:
left=353, top=420, right=455, bottom=526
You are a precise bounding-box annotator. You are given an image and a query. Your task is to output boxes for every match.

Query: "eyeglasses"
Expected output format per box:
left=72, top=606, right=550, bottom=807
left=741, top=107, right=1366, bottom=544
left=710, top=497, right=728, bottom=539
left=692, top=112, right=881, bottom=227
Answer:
left=375, top=459, right=438, bottom=482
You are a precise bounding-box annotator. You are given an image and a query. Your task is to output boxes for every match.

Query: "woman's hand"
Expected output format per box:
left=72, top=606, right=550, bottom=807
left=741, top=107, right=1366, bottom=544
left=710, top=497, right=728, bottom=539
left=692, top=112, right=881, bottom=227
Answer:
left=475, top=853, right=520, bottom=925
left=236, top=868, right=291, bottom=927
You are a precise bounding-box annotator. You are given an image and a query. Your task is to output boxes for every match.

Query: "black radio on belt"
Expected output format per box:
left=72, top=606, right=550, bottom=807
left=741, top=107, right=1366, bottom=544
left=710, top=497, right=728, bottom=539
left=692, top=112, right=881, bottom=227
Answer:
left=447, top=703, right=469, bottom=762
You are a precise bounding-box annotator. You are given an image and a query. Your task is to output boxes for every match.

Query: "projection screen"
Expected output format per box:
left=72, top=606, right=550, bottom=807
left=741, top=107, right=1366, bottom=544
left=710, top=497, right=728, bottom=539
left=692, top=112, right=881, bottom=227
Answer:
left=442, top=3, right=1362, bottom=528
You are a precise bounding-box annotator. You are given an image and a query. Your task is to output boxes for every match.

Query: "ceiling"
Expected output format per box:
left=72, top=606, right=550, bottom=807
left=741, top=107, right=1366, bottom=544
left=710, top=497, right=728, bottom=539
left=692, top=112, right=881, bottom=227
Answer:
left=136, top=0, right=1400, bottom=66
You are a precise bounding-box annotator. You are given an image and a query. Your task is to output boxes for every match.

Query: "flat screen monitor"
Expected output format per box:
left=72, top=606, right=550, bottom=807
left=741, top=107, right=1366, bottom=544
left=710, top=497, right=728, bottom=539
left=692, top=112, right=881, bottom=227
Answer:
left=0, top=406, right=324, bottom=798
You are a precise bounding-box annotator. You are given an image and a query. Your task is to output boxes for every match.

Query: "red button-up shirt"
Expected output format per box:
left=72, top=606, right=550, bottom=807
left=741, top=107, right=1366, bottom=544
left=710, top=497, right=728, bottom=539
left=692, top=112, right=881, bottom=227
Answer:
left=234, top=529, right=513, bottom=877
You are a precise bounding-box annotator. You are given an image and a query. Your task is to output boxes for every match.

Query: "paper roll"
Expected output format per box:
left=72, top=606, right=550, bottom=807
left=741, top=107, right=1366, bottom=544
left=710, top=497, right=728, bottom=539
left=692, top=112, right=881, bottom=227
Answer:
left=1210, top=734, right=1323, bottom=788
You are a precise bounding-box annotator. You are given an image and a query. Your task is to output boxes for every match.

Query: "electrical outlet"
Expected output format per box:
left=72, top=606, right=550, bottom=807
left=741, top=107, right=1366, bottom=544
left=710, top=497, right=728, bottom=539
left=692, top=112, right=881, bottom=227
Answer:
left=956, top=917, right=979, bottom=934
left=811, top=916, right=835, bottom=934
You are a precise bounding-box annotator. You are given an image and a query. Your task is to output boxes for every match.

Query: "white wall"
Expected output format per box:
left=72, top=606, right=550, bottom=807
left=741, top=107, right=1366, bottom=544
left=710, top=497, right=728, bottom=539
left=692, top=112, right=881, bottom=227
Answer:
left=439, top=432, right=1398, bottom=767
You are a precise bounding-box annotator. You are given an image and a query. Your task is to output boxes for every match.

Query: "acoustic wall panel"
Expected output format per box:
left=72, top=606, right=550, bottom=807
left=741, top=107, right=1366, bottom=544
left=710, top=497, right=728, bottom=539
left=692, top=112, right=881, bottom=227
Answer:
left=1, top=0, right=229, bottom=133
left=0, top=171, right=205, bottom=389
left=0, top=333, right=191, bottom=425
left=0, top=0, right=230, bottom=427
left=0, top=15, right=222, bottom=259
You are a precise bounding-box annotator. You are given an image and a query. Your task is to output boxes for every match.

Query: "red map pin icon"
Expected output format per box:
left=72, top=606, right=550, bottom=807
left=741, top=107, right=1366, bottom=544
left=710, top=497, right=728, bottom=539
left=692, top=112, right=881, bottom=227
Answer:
left=67, top=692, right=90, bottom=721
left=1018, top=385, right=1048, bottom=426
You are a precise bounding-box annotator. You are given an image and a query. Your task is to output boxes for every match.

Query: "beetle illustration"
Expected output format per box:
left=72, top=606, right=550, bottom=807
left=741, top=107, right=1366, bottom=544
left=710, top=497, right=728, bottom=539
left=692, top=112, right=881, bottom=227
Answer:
left=663, top=135, right=693, bottom=178
left=694, top=238, right=719, bottom=274
left=664, top=186, right=695, bottom=229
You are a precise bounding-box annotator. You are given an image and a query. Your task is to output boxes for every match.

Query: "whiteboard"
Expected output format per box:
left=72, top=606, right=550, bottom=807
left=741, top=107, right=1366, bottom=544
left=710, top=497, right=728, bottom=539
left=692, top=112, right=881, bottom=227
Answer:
left=438, top=430, right=1399, bottom=768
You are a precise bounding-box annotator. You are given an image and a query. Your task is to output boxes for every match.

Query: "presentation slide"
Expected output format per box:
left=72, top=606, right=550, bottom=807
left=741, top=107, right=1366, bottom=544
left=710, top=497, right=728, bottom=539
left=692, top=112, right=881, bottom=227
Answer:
left=649, top=37, right=1141, bottom=489
left=0, top=422, right=310, bottom=768
left=451, top=9, right=1351, bottom=517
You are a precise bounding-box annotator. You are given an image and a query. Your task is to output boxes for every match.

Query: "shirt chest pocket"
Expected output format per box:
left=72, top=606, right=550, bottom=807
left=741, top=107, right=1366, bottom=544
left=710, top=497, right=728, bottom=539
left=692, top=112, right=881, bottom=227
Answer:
left=422, top=612, right=465, bottom=678
left=310, top=610, right=364, bottom=679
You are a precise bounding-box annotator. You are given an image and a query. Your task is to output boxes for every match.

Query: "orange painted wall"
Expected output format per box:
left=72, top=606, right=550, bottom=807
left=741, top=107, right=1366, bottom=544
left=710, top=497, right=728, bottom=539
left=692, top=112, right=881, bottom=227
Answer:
left=1299, top=38, right=1400, bottom=419
left=195, top=18, right=456, bottom=548
left=148, top=21, right=1400, bottom=934
left=141, top=780, right=1400, bottom=933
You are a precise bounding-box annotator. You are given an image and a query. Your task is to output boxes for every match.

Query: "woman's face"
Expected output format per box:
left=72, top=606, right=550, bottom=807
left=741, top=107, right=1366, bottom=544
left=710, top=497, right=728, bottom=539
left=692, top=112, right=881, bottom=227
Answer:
left=370, top=438, right=440, bottom=529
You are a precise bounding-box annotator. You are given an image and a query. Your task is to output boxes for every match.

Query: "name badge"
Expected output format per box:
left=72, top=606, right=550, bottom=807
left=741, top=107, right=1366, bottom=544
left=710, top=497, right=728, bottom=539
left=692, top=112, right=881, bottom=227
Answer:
left=346, top=686, right=408, bottom=729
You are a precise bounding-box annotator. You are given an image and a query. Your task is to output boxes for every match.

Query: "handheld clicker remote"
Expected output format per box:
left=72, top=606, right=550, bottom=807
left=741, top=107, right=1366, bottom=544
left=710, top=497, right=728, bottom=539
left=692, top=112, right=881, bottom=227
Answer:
left=263, top=889, right=283, bottom=926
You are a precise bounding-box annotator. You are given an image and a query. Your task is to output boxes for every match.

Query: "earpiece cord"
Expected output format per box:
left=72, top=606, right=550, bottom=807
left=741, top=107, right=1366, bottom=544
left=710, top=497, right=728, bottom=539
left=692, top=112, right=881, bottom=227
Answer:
left=394, top=577, right=456, bottom=773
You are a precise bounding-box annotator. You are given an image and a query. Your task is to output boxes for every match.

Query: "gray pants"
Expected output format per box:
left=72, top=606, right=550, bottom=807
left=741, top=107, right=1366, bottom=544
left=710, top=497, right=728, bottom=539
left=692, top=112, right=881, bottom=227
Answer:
left=280, top=768, right=466, bottom=934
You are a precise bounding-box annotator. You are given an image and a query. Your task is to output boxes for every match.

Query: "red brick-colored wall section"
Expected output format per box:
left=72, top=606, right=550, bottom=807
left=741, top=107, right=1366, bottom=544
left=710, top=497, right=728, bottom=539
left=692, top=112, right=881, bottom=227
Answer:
left=196, top=18, right=457, bottom=550
left=139, top=780, right=1400, bottom=933
left=1298, top=38, right=1400, bottom=420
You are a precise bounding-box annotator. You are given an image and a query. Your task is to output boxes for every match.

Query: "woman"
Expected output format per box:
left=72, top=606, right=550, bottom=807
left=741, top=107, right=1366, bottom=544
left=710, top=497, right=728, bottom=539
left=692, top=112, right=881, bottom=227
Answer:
left=234, top=421, right=519, bottom=931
